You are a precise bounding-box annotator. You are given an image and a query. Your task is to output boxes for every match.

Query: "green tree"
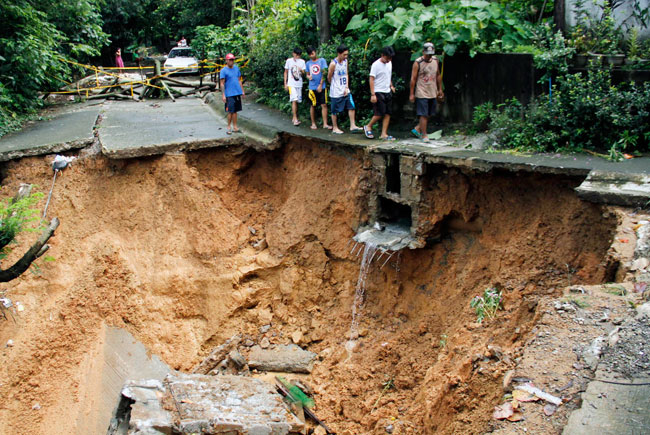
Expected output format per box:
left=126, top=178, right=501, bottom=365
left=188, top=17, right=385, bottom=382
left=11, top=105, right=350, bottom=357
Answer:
left=0, top=0, right=109, bottom=136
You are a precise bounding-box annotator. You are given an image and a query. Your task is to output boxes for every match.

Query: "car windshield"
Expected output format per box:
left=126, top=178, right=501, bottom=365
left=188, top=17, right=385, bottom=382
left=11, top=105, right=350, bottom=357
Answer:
left=168, top=49, right=195, bottom=58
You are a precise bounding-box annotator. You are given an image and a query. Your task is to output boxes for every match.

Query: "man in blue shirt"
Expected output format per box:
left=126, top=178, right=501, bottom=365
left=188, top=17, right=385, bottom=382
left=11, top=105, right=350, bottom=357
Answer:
left=220, top=53, right=245, bottom=134
left=306, top=46, right=331, bottom=130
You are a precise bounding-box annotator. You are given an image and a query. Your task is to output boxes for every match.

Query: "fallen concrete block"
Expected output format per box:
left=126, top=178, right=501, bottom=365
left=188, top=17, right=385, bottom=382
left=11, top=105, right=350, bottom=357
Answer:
left=115, top=374, right=304, bottom=434
left=247, top=344, right=317, bottom=374
left=168, top=374, right=303, bottom=434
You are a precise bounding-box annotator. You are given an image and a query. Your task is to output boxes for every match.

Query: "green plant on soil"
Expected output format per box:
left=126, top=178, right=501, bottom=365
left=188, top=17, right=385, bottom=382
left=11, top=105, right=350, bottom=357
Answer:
left=439, top=333, right=448, bottom=348
left=562, top=295, right=590, bottom=308
left=604, top=285, right=626, bottom=296
left=470, top=287, right=502, bottom=323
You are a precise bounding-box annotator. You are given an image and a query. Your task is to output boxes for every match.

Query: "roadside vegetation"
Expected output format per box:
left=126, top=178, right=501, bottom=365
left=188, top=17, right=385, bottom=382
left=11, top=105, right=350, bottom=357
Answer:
left=2, top=0, right=649, bottom=156
left=473, top=0, right=650, bottom=157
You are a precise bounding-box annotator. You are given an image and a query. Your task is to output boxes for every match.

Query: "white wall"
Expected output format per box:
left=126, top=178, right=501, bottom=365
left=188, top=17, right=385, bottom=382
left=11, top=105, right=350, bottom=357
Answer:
left=565, top=0, right=650, bottom=39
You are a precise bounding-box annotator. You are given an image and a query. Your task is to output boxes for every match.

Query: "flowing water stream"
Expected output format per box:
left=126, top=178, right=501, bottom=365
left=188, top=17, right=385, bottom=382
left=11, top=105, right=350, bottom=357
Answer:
left=345, top=242, right=379, bottom=360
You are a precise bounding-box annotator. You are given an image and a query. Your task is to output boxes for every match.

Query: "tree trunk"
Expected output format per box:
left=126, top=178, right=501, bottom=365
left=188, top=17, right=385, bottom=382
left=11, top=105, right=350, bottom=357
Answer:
left=0, top=218, right=59, bottom=282
left=315, top=0, right=331, bottom=45
left=554, top=0, right=567, bottom=33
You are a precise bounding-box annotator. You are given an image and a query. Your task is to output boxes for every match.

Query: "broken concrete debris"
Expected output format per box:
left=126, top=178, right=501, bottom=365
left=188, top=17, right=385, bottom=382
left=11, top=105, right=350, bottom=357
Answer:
left=192, top=334, right=241, bottom=375
left=114, top=374, right=304, bottom=434
left=247, top=344, right=317, bottom=374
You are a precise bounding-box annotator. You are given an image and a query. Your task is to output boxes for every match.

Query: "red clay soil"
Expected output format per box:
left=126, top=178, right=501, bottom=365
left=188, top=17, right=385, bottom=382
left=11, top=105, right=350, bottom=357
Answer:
left=0, top=137, right=616, bottom=434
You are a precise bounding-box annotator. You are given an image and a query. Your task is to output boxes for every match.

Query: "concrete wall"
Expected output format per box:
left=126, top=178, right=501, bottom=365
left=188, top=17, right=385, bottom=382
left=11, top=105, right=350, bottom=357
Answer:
left=565, top=0, right=650, bottom=39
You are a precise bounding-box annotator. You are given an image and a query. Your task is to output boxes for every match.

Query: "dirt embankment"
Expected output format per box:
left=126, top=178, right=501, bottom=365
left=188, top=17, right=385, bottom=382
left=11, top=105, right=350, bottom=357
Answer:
left=0, top=138, right=616, bottom=434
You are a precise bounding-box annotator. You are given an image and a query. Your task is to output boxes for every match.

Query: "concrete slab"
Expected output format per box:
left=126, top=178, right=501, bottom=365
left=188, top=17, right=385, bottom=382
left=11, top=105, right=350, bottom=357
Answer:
left=0, top=103, right=100, bottom=161
left=564, top=316, right=650, bottom=435
left=76, top=325, right=171, bottom=435
left=99, top=98, right=245, bottom=159
left=576, top=171, right=650, bottom=207
left=205, top=95, right=650, bottom=206
left=121, top=374, right=304, bottom=434
left=353, top=224, right=416, bottom=251
left=247, top=344, right=317, bottom=374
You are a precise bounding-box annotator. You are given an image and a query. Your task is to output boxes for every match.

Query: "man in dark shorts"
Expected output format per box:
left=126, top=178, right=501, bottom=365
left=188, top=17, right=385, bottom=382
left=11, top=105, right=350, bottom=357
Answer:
left=220, top=53, right=245, bottom=134
left=363, top=46, right=396, bottom=140
left=409, top=42, right=444, bottom=142
left=306, top=46, right=331, bottom=130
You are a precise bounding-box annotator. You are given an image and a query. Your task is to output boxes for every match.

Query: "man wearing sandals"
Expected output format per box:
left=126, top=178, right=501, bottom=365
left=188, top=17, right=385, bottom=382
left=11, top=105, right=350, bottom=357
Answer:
left=220, top=53, right=245, bottom=135
left=363, top=46, right=396, bottom=141
left=328, top=44, right=363, bottom=135
left=284, top=48, right=307, bottom=126
left=409, top=42, right=444, bottom=142
left=306, top=46, right=332, bottom=130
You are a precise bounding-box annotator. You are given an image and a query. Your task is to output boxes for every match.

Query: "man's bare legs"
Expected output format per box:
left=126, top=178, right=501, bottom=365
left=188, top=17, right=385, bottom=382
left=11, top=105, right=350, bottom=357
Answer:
left=321, top=104, right=331, bottom=129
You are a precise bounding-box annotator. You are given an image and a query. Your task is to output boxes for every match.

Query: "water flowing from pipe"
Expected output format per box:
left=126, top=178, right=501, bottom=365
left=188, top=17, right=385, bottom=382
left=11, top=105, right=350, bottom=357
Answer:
left=345, top=242, right=378, bottom=360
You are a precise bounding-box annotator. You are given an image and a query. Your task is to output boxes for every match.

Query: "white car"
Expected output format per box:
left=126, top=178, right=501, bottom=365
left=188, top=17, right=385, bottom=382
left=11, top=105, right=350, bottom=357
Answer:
left=163, top=47, right=199, bottom=74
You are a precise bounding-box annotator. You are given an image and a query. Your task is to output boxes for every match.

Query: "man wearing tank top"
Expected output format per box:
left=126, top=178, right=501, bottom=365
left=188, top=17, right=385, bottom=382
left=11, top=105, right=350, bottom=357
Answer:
left=327, top=44, right=362, bottom=135
left=409, top=42, right=444, bottom=142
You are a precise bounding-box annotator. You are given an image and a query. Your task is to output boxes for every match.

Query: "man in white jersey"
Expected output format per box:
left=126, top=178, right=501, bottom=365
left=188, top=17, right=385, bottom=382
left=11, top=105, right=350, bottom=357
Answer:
left=284, top=47, right=306, bottom=126
left=327, top=44, right=362, bottom=135
left=363, top=46, right=396, bottom=140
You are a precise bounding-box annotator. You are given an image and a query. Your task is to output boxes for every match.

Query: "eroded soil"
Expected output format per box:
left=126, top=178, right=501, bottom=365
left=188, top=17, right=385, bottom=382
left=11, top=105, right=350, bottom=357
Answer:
left=0, top=138, right=620, bottom=434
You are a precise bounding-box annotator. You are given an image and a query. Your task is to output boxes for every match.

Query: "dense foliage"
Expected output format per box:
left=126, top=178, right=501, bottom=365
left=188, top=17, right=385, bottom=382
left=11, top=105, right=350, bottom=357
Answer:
left=0, top=0, right=108, bottom=136
left=474, top=69, right=650, bottom=156
left=345, top=1, right=534, bottom=56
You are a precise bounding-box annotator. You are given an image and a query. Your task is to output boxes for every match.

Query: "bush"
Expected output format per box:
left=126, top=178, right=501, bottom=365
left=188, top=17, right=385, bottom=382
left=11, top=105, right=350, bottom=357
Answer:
left=482, top=68, right=650, bottom=155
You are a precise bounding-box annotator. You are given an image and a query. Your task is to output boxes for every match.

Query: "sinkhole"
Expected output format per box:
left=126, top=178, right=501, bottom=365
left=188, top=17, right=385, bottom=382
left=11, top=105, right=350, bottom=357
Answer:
left=0, top=137, right=621, bottom=434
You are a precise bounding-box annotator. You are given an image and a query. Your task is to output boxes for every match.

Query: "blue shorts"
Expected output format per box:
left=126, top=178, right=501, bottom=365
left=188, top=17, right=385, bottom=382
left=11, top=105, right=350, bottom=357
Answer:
left=415, top=98, right=437, bottom=117
left=225, top=95, right=242, bottom=113
left=331, top=95, right=354, bottom=115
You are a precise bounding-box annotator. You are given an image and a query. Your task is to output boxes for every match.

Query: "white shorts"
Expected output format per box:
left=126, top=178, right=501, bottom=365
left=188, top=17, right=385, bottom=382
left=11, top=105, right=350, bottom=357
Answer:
left=289, top=86, right=302, bottom=103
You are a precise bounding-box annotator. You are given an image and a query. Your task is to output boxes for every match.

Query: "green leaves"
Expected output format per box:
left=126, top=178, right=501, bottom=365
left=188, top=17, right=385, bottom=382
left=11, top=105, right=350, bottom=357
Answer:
left=348, top=1, right=533, bottom=57
left=345, top=14, right=368, bottom=32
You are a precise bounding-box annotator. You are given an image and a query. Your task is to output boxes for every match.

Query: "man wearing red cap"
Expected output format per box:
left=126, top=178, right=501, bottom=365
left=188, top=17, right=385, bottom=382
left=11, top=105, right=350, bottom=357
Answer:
left=220, top=53, right=245, bottom=134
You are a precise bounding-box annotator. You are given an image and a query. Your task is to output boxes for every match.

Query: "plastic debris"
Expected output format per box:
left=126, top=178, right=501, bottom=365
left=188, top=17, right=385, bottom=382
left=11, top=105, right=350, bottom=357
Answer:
left=515, top=384, right=562, bottom=406
left=0, top=297, right=12, bottom=308
left=52, top=155, right=76, bottom=172
left=6, top=339, right=14, bottom=347
left=15, top=302, right=24, bottom=312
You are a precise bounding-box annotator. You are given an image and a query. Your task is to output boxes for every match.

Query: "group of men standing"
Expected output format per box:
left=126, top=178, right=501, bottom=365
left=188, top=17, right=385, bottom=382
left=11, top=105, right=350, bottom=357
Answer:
left=219, top=42, right=444, bottom=141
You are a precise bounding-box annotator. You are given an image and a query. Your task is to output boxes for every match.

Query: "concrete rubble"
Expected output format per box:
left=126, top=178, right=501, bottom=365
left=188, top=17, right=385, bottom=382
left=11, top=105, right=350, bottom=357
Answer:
left=113, top=373, right=304, bottom=434
left=247, top=344, right=317, bottom=374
